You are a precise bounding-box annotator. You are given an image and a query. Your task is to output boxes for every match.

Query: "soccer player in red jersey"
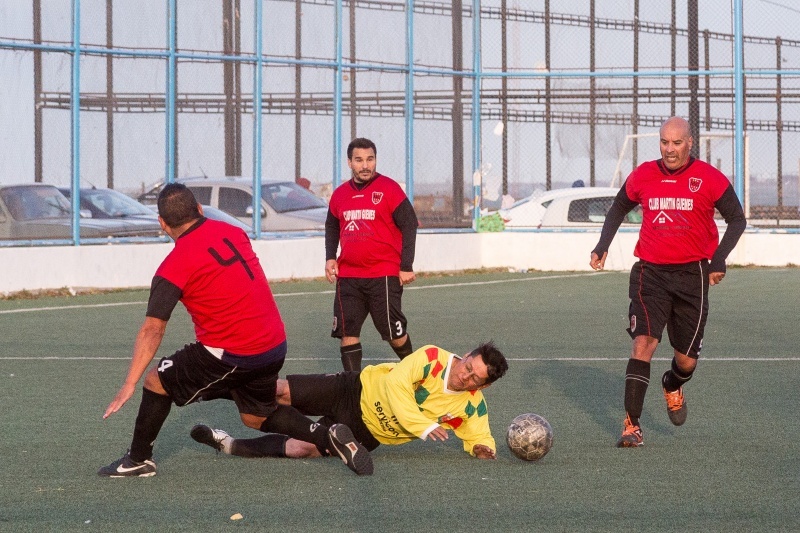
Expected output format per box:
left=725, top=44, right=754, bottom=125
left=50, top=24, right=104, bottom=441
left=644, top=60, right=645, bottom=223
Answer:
left=325, top=138, right=419, bottom=371
left=589, top=117, right=747, bottom=447
left=99, top=184, right=372, bottom=476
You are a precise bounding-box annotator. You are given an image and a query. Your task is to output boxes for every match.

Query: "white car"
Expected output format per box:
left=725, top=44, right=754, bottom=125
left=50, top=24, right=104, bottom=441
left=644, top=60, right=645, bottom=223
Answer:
left=498, top=187, right=642, bottom=228
left=140, top=177, right=328, bottom=232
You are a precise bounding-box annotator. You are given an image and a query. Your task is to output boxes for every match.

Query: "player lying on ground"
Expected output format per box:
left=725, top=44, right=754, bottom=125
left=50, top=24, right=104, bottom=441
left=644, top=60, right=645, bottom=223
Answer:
left=191, top=342, right=509, bottom=461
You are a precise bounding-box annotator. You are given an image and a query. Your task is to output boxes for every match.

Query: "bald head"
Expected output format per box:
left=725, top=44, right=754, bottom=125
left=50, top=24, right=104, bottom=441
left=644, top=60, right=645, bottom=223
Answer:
left=659, top=116, right=693, bottom=171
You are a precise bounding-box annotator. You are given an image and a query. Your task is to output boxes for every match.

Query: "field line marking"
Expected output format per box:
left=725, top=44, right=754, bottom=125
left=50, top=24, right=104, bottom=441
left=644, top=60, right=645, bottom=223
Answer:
left=0, top=272, right=609, bottom=314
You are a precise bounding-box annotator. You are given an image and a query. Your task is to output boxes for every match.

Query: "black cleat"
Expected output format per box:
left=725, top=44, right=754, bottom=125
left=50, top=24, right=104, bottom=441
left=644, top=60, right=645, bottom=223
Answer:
left=327, top=424, right=373, bottom=475
left=616, top=414, right=644, bottom=448
left=663, top=386, right=688, bottom=426
left=190, top=424, right=231, bottom=453
left=98, top=452, right=156, bottom=477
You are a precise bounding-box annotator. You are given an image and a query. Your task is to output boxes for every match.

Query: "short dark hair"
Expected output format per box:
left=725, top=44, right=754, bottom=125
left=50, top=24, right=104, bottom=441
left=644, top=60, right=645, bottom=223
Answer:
left=157, top=183, right=201, bottom=228
left=469, top=341, right=509, bottom=385
left=347, top=137, right=377, bottom=160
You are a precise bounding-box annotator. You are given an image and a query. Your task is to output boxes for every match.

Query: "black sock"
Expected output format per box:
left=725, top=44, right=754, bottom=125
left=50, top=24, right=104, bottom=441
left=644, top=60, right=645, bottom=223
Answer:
left=624, top=359, right=650, bottom=427
left=662, top=358, right=694, bottom=392
left=391, top=335, right=413, bottom=360
left=129, top=388, right=172, bottom=462
left=260, top=405, right=329, bottom=452
left=231, top=434, right=289, bottom=458
left=340, top=343, right=363, bottom=371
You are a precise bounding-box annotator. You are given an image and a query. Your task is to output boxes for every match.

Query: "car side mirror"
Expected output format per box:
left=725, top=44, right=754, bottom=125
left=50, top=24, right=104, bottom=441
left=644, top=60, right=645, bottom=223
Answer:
left=245, top=205, right=267, bottom=217
left=79, top=209, right=93, bottom=219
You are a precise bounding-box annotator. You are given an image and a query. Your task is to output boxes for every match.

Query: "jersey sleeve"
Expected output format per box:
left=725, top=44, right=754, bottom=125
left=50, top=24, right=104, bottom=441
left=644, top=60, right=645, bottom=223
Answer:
left=391, top=198, right=418, bottom=271
left=452, top=402, right=497, bottom=455
left=324, top=208, right=341, bottom=261
left=382, top=346, right=446, bottom=440
left=592, top=181, right=638, bottom=256
left=146, top=275, right=182, bottom=321
left=710, top=184, right=747, bottom=273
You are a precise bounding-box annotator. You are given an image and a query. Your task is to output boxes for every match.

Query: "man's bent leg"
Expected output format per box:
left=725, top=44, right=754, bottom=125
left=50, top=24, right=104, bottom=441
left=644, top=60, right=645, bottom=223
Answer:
left=661, top=349, right=695, bottom=426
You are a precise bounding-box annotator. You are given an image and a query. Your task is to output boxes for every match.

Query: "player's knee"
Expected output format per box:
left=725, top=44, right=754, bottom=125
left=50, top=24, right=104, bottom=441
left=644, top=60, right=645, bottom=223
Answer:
left=143, top=367, right=167, bottom=394
left=239, top=412, right=265, bottom=430
left=276, top=379, right=291, bottom=405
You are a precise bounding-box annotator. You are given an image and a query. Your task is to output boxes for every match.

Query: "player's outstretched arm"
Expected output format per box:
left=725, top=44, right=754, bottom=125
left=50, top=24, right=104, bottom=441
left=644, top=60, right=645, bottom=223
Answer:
left=103, top=316, right=167, bottom=419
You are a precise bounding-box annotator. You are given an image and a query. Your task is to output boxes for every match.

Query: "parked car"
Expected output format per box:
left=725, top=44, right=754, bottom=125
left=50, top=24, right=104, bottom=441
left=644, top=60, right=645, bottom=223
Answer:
left=58, top=187, right=163, bottom=236
left=498, top=187, right=643, bottom=228
left=139, top=177, right=328, bottom=231
left=0, top=184, right=162, bottom=240
left=200, top=204, right=253, bottom=232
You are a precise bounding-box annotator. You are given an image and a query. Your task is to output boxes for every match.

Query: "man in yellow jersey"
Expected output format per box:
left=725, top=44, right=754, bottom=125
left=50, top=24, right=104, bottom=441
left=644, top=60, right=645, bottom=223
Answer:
left=191, top=342, right=508, bottom=461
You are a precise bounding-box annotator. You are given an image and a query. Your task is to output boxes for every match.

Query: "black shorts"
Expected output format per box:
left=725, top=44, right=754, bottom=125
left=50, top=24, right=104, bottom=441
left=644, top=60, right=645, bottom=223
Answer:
left=287, top=371, right=380, bottom=451
left=157, top=342, right=284, bottom=418
left=627, top=260, right=710, bottom=358
left=332, top=276, right=408, bottom=341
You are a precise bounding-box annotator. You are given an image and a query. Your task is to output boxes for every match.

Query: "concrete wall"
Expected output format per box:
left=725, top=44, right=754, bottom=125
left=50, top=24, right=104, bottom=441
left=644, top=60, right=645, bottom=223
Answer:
left=0, top=230, right=797, bottom=294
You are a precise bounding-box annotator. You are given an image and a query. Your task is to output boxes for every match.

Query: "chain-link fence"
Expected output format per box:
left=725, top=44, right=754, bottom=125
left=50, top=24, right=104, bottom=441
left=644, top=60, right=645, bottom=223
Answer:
left=1, top=0, right=799, bottom=243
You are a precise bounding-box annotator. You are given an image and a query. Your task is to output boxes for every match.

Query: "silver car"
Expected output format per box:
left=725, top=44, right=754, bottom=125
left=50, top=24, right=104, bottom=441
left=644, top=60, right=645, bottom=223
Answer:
left=140, top=177, right=328, bottom=231
left=58, top=187, right=163, bottom=237
left=0, top=184, right=162, bottom=240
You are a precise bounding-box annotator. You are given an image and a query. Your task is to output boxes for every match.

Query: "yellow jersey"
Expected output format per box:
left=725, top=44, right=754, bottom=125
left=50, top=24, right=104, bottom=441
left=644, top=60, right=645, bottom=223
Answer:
left=359, top=345, right=496, bottom=455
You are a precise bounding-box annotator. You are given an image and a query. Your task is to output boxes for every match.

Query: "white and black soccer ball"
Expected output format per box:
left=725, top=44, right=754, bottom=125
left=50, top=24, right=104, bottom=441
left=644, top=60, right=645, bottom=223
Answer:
left=506, top=413, right=553, bottom=461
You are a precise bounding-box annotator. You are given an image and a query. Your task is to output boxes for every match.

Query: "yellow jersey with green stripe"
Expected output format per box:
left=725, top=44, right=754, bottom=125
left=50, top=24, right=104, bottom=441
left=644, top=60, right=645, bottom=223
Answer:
left=359, top=345, right=496, bottom=455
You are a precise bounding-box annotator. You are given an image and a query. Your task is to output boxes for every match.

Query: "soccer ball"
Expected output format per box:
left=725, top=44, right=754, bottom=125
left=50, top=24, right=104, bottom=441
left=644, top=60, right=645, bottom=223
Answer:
left=506, top=413, right=553, bottom=461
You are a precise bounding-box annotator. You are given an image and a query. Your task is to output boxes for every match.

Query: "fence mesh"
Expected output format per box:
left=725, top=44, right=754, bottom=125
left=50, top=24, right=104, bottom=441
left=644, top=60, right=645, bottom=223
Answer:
left=1, top=0, right=799, bottom=241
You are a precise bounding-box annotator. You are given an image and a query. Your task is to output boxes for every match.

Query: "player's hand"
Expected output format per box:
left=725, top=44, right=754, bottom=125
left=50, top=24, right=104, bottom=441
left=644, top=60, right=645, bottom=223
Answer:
left=472, top=444, right=497, bottom=460
left=589, top=251, right=607, bottom=271
left=709, top=272, right=725, bottom=286
left=427, top=426, right=449, bottom=441
left=325, top=259, right=338, bottom=283
left=103, top=382, right=137, bottom=419
left=399, top=270, right=416, bottom=286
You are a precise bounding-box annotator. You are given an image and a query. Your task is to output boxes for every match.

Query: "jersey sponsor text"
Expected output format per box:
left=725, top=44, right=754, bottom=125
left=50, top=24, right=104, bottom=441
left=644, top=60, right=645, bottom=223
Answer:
left=648, top=197, right=694, bottom=211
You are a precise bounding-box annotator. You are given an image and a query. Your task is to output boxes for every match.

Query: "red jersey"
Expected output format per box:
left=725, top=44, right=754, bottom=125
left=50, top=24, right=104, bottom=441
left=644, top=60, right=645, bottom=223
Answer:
left=328, top=174, right=409, bottom=278
left=625, top=158, right=731, bottom=264
left=151, top=218, right=286, bottom=355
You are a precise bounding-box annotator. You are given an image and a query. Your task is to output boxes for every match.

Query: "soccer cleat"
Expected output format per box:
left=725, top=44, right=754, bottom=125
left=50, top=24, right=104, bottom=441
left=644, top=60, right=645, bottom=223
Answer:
left=616, top=414, right=644, bottom=448
left=663, top=386, right=688, bottom=426
left=190, top=424, right=232, bottom=453
left=98, top=452, right=157, bottom=477
left=327, top=423, right=374, bottom=476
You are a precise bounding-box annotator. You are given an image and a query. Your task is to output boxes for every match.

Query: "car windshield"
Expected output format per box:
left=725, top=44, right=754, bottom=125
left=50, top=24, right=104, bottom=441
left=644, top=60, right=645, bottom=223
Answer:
left=79, top=189, right=154, bottom=217
left=260, top=182, right=326, bottom=213
left=1, top=186, right=71, bottom=220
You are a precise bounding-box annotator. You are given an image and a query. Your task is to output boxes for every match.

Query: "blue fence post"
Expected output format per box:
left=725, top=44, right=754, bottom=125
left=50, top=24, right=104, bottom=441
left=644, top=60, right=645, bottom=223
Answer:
left=70, top=0, right=82, bottom=244
left=252, top=0, right=264, bottom=238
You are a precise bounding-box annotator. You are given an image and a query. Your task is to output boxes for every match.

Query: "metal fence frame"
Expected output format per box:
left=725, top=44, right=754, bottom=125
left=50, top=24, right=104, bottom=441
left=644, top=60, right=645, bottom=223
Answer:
left=2, top=0, right=798, bottom=244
